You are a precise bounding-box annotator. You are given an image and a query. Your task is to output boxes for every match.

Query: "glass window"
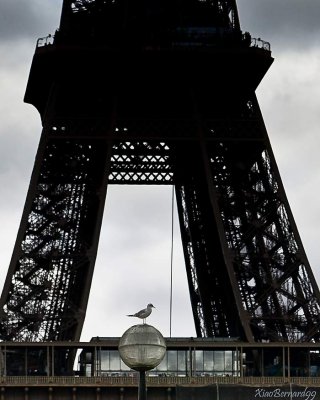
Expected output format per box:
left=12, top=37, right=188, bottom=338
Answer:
left=225, top=351, right=233, bottom=373
left=156, top=353, right=168, bottom=372
left=195, top=350, right=204, bottom=373
left=84, top=351, right=92, bottom=363
left=214, top=351, right=224, bottom=372
left=167, top=351, right=177, bottom=372
left=86, top=364, right=91, bottom=376
left=100, top=350, right=109, bottom=371
left=120, top=358, right=130, bottom=371
left=178, top=351, right=187, bottom=373
left=110, top=350, right=120, bottom=371
left=204, top=351, right=214, bottom=372
left=233, top=351, right=240, bottom=376
left=26, top=347, right=47, bottom=376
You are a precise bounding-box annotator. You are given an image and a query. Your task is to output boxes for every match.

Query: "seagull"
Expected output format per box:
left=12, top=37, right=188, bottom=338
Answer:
left=127, top=303, right=155, bottom=324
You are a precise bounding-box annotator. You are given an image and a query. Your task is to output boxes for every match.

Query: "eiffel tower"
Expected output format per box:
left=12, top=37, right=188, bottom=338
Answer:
left=1, top=0, right=320, bottom=343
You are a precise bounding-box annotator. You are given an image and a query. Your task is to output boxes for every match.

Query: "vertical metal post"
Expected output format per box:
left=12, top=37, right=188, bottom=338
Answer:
left=52, top=346, right=55, bottom=377
left=240, top=346, right=243, bottom=379
left=92, top=346, right=97, bottom=377
left=138, top=371, right=147, bottom=400
left=4, top=346, right=6, bottom=377
left=46, top=345, right=50, bottom=376
left=287, top=346, right=290, bottom=379
left=25, top=347, right=27, bottom=376
left=282, top=347, right=285, bottom=379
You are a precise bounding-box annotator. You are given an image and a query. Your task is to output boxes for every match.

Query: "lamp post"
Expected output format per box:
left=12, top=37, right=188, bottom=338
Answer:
left=119, top=324, right=166, bottom=400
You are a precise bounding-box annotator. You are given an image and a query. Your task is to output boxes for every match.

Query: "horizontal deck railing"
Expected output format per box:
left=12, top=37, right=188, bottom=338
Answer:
left=0, top=376, right=320, bottom=387
left=36, top=33, right=270, bottom=52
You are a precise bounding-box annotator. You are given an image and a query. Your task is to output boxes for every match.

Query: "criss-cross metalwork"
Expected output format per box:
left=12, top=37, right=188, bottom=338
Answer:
left=0, top=0, right=319, bottom=343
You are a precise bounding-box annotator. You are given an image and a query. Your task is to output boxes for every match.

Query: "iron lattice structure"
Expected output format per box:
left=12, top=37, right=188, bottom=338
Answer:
left=0, top=0, right=320, bottom=342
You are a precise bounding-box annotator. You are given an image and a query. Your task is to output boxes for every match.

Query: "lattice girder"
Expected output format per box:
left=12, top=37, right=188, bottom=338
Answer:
left=205, top=113, right=320, bottom=342
left=0, top=132, right=110, bottom=341
left=1, top=0, right=320, bottom=343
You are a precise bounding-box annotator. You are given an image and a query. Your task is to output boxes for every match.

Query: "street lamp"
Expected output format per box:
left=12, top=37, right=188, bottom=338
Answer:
left=119, top=324, right=166, bottom=400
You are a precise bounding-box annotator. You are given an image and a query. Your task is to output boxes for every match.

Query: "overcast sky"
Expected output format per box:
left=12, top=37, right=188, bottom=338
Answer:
left=0, top=1, right=319, bottom=341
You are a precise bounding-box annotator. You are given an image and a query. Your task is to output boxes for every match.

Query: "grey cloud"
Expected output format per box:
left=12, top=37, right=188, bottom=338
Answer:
left=0, top=0, right=62, bottom=42
left=2, top=1, right=318, bottom=51
left=237, top=0, right=320, bottom=50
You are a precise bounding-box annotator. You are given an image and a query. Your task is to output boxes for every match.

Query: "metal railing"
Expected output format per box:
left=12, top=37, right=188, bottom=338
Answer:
left=1, top=375, right=320, bottom=387
left=35, top=31, right=271, bottom=53
left=37, top=34, right=54, bottom=47
left=250, top=37, right=271, bottom=52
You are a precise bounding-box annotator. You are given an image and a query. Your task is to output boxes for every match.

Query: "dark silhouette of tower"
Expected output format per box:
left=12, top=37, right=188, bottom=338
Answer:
left=1, top=0, right=320, bottom=343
